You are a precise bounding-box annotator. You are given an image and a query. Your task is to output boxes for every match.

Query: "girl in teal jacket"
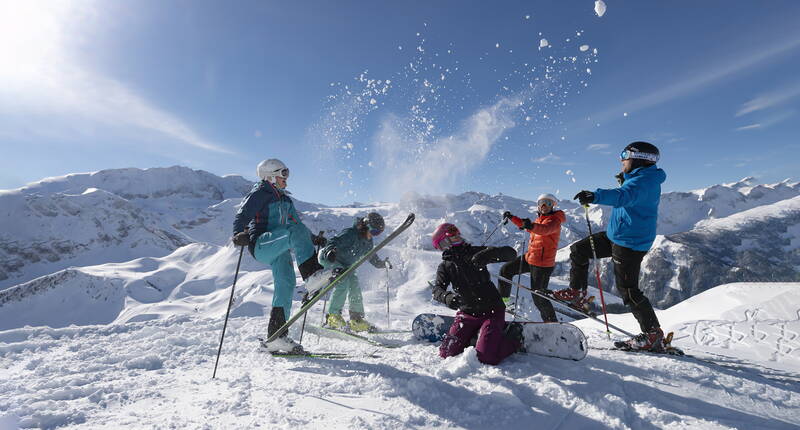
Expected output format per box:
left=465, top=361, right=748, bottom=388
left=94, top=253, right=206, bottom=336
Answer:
left=318, top=213, right=389, bottom=332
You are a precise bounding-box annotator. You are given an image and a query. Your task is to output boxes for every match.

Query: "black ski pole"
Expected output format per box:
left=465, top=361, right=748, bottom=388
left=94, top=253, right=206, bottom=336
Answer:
left=584, top=205, right=611, bottom=339
left=212, top=245, right=245, bottom=379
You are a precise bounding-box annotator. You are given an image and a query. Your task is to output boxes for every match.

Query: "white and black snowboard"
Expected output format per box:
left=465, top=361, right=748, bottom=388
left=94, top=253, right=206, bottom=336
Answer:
left=412, top=313, right=588, bottom=361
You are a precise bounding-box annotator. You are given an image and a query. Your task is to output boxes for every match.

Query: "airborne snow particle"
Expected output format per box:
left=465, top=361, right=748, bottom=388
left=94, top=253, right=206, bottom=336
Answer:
left=579, top=45, right=589, bottom=52
left=496, top=43, right=500, bottom=48
left=539, top=39, right=549, bottom=49
left=623, top=112, right=628, bottom=117
left=370, top=98, right=377, bottom=105
left=595, top=0, right=607, bottom=17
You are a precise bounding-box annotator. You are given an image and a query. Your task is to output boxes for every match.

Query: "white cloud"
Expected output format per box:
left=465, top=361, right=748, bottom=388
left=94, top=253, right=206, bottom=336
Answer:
left=735, top=124, right=761, bottom=131
left=736, top=82, right=800, bottom=116
left=532, top=153, right=561, bottom=163
left=587, top=143, right=609, bottom=151
left=587, top=36, right=800, bottom=123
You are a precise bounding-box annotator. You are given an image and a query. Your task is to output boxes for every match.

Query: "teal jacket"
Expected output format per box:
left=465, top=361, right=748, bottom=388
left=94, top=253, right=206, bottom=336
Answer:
left=233, top=181, right=302, bottom=247
left=321, top=218, right=386, bottom=268
left=592, top=165, right=667, bottom=251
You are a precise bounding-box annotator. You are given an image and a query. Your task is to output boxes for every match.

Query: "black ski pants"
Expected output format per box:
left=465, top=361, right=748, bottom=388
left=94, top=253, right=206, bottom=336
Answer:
left=569, top=231, right=660, bottom=332
left=498, top=258, right=557, bottom=323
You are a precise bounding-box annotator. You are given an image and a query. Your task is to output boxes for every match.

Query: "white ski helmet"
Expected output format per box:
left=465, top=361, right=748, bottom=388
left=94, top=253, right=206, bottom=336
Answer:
left=536, top=193, right=558, bottom=207
left=256, top=159, right=289, bottom=183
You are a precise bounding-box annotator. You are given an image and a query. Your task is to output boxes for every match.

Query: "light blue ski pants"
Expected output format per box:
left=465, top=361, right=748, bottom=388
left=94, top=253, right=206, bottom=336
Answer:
left=253, top=222, right=315, bottom=319
left=319, top=259, right=364, bottom=316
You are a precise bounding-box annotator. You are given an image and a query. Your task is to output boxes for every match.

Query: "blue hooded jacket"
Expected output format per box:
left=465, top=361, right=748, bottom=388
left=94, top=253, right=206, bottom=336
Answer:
left=592, top=165, right=667, bottom=251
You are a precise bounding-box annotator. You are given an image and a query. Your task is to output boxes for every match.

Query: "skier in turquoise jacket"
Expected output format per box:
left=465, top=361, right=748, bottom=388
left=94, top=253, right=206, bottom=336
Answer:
left=232, top=159, right=324, bottom=353
left=318, top=212, right=389, bottom=332
left=553, top=141, right=668, bottom=352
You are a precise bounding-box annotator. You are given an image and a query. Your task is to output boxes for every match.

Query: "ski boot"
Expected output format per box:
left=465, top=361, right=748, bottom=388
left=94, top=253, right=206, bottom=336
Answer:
left=504, top=322, right=526, bottom=353
left=326, top=313, right=347, bottom=330
left=552, top=287, right=593, bottom=310
left=615, top=327, right=665, bottom=352
left=264, top=307, right=305, bottom=354
left=349, top=311, right=377, bottom=333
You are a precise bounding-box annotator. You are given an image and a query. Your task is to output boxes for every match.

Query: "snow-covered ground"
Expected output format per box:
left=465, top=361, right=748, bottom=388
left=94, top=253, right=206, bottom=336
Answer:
left=1, top=239, right=798, bottom=429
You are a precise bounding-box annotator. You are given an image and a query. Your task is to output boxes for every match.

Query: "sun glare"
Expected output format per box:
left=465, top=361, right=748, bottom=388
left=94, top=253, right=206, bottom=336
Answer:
left=0, top=0, right=74, bottom=83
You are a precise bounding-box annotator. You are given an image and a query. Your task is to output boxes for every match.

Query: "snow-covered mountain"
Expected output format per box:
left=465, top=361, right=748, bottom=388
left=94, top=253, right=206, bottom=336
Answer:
left=1, top=167, right=799, bottom=318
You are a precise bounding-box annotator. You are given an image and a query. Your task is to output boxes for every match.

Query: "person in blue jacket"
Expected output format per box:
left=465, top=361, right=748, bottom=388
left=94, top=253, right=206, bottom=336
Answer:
left=232, top=159, right=325, bottom=353
left=553, top=142, right=667, bottom=351
left=318, top=212, right=389, bottom=332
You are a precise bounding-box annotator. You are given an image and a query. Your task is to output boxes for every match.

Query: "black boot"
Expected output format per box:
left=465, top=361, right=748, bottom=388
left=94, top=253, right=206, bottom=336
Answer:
left=505, top=322, right=526, bottom=352
left=267, top=307, right=287, bottom=339
left=298, top=253, right=324, bottom=281
left=264, top=307, right=303, bottom=353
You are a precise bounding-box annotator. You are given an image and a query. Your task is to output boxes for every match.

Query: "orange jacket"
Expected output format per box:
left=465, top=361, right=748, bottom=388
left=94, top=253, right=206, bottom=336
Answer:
left=510, top=210, right=565, bottom=267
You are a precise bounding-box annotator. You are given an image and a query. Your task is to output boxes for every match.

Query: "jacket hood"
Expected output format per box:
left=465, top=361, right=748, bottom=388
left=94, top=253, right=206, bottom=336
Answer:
left=625, top=164, right=666, bottom=184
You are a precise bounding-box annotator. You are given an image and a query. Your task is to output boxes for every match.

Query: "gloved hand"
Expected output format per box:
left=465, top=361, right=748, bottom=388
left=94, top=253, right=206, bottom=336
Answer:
left=311, top=231, right=327, bottom=247
left=324, top=248, right=337, bottom=263
left=384, top=258, right=393, bottom=269
left=520, top=218, right=533, bottom=230
left=574, top=190, right=595, bottom=206
left=232, top=231, right=250, bottom=247
left=445, top=292, right=462, bottom=310
left=615, top=172, right=625, bottom=186
left=502, top=211, right=513, bottom=220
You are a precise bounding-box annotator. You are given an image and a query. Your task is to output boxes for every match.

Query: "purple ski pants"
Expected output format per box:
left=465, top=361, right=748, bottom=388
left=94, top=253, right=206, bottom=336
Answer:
left=439, top=308, right=520, bottom=365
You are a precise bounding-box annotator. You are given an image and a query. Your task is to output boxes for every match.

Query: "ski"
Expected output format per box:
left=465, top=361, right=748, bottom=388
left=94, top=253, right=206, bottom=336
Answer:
left=270, top=351, right=351, bottom=359
left=265, top=213, right=416, bottom=343
left=306, top=325, right=402, bottom=349
left=492, top=273, right=636, bottom=338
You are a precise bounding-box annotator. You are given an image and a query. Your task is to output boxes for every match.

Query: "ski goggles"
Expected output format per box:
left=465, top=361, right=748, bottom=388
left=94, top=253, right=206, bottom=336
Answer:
left=368, top=226, right=384, bottom=236
left=537, top=199, right=555, bottom=208
left=620, top=150, right=659, bottom=163
left=273, top=168, right=290, bottom=179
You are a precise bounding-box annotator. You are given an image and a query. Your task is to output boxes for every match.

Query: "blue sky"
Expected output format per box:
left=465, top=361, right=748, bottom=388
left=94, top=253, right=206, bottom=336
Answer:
left=1, top=1, right=799, bottom=204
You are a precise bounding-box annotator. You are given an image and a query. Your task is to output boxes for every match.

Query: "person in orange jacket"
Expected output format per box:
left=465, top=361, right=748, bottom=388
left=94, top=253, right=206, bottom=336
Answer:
left=498, top=193, right=565, bottom=322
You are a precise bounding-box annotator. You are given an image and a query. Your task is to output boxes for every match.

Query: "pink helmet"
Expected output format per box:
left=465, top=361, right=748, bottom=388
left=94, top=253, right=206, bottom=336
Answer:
left=432, top=223, right=463, bottom=250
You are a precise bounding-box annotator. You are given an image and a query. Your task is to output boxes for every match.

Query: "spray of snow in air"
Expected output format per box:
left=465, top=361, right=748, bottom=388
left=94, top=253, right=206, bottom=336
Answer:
left=313, top=24, right=598, bottom=199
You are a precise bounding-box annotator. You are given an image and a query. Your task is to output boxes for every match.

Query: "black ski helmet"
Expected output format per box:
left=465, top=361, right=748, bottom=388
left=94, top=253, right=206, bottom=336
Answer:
left=359, top=212, right=385, bottom=236
left=621, top=141, right=659, bottom=167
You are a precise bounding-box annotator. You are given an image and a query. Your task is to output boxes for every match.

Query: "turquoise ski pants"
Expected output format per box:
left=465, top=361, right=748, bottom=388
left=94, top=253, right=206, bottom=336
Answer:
left=319, top=259, right=364, bottom=316
left=253, top=222, right=316, bottom=319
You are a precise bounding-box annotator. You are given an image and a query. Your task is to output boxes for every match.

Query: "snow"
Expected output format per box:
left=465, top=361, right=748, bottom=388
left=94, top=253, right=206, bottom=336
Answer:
left=1, top=168, right=799, bottom=428
left=595, top=0, right=607, bottom=17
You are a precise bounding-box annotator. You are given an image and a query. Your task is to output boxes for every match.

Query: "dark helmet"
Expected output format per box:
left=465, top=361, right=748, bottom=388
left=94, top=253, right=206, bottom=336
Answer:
left=621, top=141, right=659, bottom=167
left=358, top=212, right=385, bottom=236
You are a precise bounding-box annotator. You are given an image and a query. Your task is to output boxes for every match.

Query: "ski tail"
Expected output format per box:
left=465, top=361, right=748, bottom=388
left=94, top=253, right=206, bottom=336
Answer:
left=265, top=213, right=416, bottom=343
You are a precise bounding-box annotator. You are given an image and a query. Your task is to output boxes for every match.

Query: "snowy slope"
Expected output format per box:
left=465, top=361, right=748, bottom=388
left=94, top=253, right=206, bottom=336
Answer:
left=1, top=280, right=797, bottom=429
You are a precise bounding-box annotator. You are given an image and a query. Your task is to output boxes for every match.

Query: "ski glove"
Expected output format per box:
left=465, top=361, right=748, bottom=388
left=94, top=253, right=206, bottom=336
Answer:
left=574, top=190, right=595, bottom=206
left=444, top=292, right=462, bottom=310
left=232, top=231, right=250, bottom=247
left=311, top=232, right=327, bottom=247
left=502, top=211, right=513, bottom=221
left=520, top=218, right=534, bottom=230
left=615, top=172, right=625, bottom=186
left=384, top=258, right=393, bottom=269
